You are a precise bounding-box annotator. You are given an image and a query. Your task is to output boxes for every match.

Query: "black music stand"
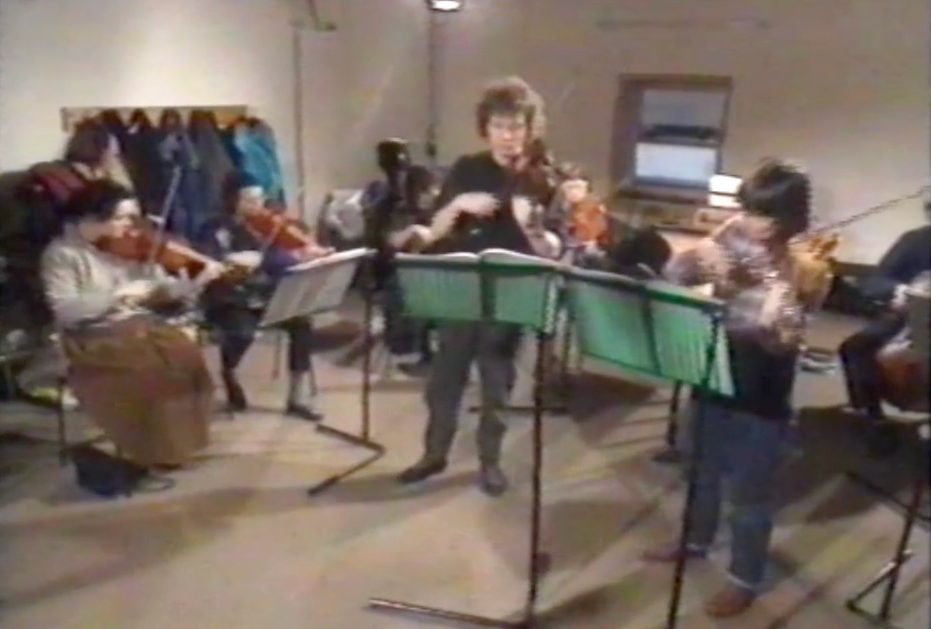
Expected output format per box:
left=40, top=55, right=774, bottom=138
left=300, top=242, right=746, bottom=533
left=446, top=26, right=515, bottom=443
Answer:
left=258, top=248, right=385, bottom=497
left=845, top=288, right=930, bottom=626
left=845, top=423, right=928, bottom=627
left=368, top=250, right=561, bottom=628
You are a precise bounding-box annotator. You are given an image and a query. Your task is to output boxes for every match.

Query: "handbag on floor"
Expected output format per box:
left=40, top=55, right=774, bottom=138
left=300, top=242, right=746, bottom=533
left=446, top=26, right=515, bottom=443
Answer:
left=70, top=445, right=173, bottom=498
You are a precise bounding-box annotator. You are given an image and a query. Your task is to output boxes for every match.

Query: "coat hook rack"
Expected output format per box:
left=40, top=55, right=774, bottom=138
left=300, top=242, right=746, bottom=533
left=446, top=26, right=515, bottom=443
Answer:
left=60, top=105, right=253, bottom=133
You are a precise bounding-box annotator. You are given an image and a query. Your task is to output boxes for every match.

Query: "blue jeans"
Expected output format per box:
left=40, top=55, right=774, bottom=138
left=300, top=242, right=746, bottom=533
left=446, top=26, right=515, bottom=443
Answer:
left=685, top=400, right=789, bottom=590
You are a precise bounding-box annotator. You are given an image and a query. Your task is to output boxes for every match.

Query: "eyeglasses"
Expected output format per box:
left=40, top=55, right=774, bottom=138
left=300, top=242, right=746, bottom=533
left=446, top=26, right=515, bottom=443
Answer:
left=487, top=119, right=528, bottom=135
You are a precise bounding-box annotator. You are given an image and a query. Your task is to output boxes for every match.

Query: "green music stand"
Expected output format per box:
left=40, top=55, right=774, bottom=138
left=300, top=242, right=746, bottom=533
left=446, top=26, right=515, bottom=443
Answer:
left=566, top=267, right=733, bottom=629
left=368, top=250, right=560, bottom=628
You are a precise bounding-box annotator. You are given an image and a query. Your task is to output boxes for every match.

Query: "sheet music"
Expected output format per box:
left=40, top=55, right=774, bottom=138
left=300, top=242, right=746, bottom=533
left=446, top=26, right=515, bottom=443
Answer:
left=394, top=252, right=480, bottom=265
left=286, top=247, right=370, bottom=272
left=479, top=248, right=561, bottom=269
left=394, top=249, right=561, bottom=329
left=260, top=248, right=370, bottom=327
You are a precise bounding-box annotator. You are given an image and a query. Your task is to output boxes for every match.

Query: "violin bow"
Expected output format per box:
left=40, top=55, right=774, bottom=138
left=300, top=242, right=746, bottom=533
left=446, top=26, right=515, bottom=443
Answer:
left=146, top=164, right=183, bottom=272
left=792, top=185, right=931, bottom=242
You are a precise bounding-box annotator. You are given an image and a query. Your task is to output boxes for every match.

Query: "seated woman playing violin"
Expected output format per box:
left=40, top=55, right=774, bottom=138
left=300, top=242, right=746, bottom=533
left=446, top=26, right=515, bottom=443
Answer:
left=197, top=172, right=331, bottom=419
left=41, top=180, right=221, bottom=469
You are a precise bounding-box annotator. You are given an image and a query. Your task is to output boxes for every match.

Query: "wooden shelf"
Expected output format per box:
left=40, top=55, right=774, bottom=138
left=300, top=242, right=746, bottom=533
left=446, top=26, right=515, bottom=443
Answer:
left=613, top=185, right=704, bottom=206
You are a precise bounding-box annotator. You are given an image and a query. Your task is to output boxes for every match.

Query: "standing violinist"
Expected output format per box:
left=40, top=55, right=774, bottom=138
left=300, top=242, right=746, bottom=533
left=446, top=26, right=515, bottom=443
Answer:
left=365, top=139, right=441, bottom=372
left=197, top=173, right=330, bottom=419
left=641, top=160, right=811, bottom=617
left=396, top=76, right=561, bottom=496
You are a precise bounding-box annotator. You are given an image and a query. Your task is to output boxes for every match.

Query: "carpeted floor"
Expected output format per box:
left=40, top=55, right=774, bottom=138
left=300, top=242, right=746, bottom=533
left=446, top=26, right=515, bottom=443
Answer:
left=0, top=310, right=927, bottom=628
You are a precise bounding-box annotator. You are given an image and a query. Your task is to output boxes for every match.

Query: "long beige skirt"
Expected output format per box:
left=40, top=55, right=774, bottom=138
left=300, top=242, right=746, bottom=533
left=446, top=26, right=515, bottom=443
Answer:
left=62, top=316, right=213, bottom=466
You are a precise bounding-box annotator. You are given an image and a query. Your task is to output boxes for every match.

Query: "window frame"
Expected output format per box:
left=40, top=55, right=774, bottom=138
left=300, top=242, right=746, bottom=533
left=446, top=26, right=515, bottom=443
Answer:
left=611, top=74, right=733, bottom=202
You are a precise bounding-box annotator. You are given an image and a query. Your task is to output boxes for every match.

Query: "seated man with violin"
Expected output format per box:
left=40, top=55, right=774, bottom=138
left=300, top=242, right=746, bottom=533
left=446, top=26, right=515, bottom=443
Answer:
left=197, top=172, right=331, bottom=419
left=543, top=165, right=608, bottom=256
left=839, top=195, right=931, bottom=420
left=41, top=180, right=221, bottom=470
left=396, top=76, right=561, bottom=497
left=363, top=139, right=439, bottom=371
left=542, top=166, right=672, bottom=278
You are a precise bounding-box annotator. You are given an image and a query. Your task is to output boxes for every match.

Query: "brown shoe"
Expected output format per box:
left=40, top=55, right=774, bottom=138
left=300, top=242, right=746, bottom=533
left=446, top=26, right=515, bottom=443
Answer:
left=641, top=543, right=706, bottom=563
left=704, top=584, right=755, bottom=618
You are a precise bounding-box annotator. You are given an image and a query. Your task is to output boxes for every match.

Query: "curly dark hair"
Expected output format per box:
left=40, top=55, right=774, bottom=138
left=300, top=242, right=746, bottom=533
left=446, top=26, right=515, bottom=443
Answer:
left=475, top=76, right=546, bottom=140
left=62, top=179, right=135, bottom=224
left=738, top=159, right=812, bottom=238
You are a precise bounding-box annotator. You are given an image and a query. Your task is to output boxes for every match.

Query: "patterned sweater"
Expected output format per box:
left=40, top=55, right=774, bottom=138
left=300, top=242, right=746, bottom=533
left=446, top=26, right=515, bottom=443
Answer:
left=665, top=213, right=805, bottom=420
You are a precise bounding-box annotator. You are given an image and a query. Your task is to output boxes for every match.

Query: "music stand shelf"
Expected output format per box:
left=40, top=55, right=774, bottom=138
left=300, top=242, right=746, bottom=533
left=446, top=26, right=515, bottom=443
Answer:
left=260, top=248, right=386, bottom=497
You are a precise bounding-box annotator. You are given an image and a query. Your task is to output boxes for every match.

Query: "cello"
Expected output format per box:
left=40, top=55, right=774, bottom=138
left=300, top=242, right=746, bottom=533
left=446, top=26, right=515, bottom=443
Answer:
left=875, top=274, right=931, bottom=411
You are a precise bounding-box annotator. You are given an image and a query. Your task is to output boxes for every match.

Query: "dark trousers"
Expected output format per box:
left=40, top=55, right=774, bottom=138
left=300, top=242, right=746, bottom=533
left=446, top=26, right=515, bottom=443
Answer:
left=382, top=272, right=431, bottom=359
left=423, top=321, right=521, bottom=464
left=838, top=312, right=904, bottom=418
left=208, top=305, right=313, bottom=373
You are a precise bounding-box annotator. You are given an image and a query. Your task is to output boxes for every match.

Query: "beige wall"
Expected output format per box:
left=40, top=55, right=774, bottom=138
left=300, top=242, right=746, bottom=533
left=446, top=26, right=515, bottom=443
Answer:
left=1, top=0, right=927, bottom=262
left=0, top=0, right=431, bottom=219
left=0, top=0, right=300, bottom=200
left=435, top=0, right=930, bottom=263
left=300, top=0, right=430, bottom=206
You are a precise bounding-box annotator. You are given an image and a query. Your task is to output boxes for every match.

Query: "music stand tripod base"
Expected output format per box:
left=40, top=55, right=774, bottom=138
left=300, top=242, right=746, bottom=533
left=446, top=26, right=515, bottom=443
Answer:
left=844, top=420, right=928, bottom=627
left=306, top=292, right=386, bottom=496
left=368, top=330, right=551, bottom=629
left=265, top=250, right=385, bottom=497
left=368, top=599, right=531, bottom=628
left=305, top=427, right=385, bottom=497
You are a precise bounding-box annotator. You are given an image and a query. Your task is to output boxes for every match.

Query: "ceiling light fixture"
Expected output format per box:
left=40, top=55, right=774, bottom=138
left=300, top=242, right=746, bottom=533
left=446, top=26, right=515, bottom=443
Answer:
left=426, top=0, right=464, bottom=12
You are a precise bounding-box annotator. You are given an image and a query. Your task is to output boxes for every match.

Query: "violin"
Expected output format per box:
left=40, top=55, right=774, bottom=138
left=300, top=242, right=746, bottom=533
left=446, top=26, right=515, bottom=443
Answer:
left=782, top=187, right=931, bottom=312
left=788, top=232, right=841, bottom=311
left=96, top=219, right=236, bottom=282
left=523, top=140, right=610, bottom=247
left=241, top=207, right=317, bottom=252
left=567, top=196, right=609, bottom=246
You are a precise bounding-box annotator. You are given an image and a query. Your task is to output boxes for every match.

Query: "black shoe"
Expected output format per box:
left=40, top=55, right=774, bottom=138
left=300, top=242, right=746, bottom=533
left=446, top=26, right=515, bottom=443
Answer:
left=286, top=403, right=323, bottom=422
left=397, top=361, right=431, bottom=378
left=397, top=458, right=447, bottom=484
left=866, top=422, right=900, bottom=459
left=651, top=446, right=684, bottom=465
left=478, top=463, right=508, bottom=497
left=223, top=372, right=248, bottom=412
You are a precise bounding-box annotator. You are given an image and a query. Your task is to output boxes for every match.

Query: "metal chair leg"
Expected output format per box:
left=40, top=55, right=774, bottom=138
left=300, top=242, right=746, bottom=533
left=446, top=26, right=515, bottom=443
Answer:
left=308, top=317, right=317, bottom=396
left=57, top=377, right=68, bottom=466
left=272, top=331, right=283, bottom=380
